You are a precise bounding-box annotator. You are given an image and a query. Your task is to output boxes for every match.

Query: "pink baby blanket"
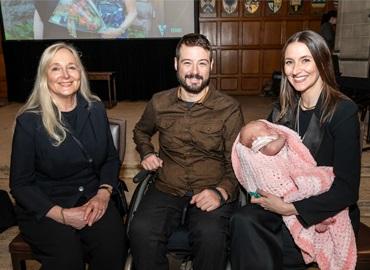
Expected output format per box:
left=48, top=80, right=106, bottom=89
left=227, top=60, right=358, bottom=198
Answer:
left=231, top=120, right=357, bottom=270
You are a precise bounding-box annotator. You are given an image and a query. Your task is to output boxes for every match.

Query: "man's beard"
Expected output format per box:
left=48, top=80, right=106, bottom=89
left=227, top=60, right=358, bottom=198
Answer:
left=177, top=72, right=210, bottom=94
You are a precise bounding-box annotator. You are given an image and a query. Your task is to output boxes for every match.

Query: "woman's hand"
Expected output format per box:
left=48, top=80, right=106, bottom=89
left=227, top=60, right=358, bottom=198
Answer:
left=62, top=206, right=89, bottom=229
left=251, top=189, right=298, bottom=216
left=83, top=189, right=110, bottom=226
left=46, top=205, right=87, bottom=230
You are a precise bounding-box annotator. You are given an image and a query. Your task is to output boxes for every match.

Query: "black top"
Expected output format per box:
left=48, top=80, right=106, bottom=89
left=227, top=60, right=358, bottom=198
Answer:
left=270, top=98, right=361, bottom=233
left=297, top=108, right=314, bottom=138
left=10, top=96, right=120, bottom=219
left=62, top=106, right=78, bottom=130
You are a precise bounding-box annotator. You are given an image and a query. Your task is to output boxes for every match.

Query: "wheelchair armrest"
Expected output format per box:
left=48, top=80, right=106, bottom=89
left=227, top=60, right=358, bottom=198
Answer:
left=133, top=170, right=157, bottom=183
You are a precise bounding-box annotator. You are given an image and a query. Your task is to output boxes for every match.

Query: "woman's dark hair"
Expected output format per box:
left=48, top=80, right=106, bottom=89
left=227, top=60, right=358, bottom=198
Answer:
left=278, top=30, right=346, bottom=124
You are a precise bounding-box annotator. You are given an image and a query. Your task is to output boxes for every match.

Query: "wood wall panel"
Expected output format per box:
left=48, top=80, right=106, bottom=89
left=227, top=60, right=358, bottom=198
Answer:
left=263, top=21, right=283, bottom=45
left=220, top=78, right=238, bottom=91
left=199, top=0, right=336, bottom=95
left=220, top=22, right=239, bottom=46
left=220, top=50, right=238, bottom=74
left=286, top=21, right=304, bottom=40
left=263, top=50, right=281, bottom=74
left=241, top=78, right=260, bottom=91
left=0, top=30, right=7, bottom=99
left=242, top=21, right=260, bottom=45
left=242, top=50, right=260, bottom=74
left=308, top=20, right=321, bottom=33
left=199, top=22, right=217, bottom=46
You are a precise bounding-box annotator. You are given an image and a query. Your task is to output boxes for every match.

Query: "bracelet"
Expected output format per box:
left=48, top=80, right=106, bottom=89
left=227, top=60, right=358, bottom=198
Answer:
left=99, top=185, right=113, bottom=195
left=60, top=208, right=66, bottom=224
left=209, top=187, right=226, bottom=206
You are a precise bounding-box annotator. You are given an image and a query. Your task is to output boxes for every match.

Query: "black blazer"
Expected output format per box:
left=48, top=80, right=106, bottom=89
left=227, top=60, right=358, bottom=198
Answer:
left=270, top=97, right=361, bottom=233
left=10, top=95, right=120, bottom=219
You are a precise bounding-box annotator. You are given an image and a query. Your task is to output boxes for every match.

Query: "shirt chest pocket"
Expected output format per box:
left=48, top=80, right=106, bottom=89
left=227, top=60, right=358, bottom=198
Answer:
left=157, top=118, right=182, bottom=149
left=194, top=121, right=224, bottom=152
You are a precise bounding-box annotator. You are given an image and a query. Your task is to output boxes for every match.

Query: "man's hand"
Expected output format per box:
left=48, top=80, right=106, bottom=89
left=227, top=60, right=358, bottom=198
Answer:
left=190, top=188, right=228, bottom=212
left=141, top=154, right=163, bottom=171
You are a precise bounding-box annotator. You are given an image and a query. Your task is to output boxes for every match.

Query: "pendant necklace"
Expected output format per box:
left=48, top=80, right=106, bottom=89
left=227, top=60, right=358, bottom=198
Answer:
left=300, top=101, right=316, bottom=110
left=295, top=100, right=302, bottom=139
left=295, top=98, right=315, bottom=140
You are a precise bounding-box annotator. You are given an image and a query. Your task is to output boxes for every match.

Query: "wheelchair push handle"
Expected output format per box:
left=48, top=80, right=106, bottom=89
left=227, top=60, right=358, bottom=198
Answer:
left=133, top=170, right=156, bottom=184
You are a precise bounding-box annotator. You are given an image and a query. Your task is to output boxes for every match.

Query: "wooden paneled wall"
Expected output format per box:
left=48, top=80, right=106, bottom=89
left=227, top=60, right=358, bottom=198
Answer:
left=0, top=31, right=7, bottom=99
left=199, top=0, right=336, bottom=95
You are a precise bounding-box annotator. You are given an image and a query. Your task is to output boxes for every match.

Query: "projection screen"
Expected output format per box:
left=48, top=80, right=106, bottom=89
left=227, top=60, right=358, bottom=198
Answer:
left=0, top=0, right=195, bottom=40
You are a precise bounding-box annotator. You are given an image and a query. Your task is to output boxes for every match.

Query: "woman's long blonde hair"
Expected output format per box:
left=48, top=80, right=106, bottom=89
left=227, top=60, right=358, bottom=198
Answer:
left=17, top=42, right=99, bottom=146
left=278, top=30, right=347, bottom=124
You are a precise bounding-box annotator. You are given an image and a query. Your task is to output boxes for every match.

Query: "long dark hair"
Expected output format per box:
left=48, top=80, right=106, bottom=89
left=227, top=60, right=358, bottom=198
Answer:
left=278, top=30, right=346, bottom=124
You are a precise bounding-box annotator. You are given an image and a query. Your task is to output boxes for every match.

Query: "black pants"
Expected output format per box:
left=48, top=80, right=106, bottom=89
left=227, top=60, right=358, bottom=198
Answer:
left=230, top=204, right=307, bottom=270
left=128, top=185, right=236, bottom=270
left=17, top=202, right=127, bottom=270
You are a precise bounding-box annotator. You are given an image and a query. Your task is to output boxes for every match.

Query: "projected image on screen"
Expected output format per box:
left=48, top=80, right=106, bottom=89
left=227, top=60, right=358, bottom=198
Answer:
left=0, top=0, right=195, bottom=40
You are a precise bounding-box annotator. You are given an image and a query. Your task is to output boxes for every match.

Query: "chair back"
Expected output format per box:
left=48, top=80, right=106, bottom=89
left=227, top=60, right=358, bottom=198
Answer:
left=108, top=117, right=126, bottom=163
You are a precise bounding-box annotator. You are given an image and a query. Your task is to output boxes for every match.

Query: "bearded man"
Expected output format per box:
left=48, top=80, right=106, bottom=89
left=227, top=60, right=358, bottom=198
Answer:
left=130, top=33, right=244, bottom=270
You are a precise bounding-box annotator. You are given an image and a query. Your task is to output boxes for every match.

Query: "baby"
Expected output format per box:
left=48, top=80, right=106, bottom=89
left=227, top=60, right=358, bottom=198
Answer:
left=232, top=119, right=357, bottom=270
left=239, top=119, right=286, bottom=156
left=238, top=120, right=287, bottom=198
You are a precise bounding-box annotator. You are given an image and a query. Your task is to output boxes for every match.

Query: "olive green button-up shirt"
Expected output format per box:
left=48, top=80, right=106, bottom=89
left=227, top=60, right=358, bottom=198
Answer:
left=133, top=86, right=244, bottom=200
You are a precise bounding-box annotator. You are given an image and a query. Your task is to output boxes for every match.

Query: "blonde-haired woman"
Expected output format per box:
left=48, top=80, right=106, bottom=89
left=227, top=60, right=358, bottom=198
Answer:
left=10, top=43, right=127, bottom=270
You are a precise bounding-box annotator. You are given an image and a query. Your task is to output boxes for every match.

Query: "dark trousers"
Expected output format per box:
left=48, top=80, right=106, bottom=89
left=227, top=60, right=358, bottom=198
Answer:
left=128, top=185, right=235, bottom=270
left=230, top=204, right=307, bottom=270
left=17, top=202, right=127, bottom=270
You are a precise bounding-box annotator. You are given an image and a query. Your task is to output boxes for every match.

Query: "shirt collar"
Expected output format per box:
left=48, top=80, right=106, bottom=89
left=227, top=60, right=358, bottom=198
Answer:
left=175, top=84, right=216, bottom=109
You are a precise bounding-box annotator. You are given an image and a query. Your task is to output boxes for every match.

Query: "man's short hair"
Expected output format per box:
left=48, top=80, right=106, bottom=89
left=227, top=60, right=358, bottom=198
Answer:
left=175, top=33, right=212, bottom=61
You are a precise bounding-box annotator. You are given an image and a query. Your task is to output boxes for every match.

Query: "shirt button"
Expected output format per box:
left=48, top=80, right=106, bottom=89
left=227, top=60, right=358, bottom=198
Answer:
left=88, top=158, right=93, bottom=163
left=78, top=186, right=84, bottom=192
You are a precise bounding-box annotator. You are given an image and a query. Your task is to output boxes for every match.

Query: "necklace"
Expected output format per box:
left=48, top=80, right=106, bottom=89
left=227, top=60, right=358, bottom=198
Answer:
left=295, top=102, right=302, bottom=138
left=295, top=98, right=315, bottom=140
left=300, top=102, right=316, bottom=110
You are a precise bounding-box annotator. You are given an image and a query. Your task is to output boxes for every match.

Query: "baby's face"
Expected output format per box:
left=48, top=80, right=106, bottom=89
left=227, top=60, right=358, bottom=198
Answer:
left=259, top=125, right=279, bottom=137
left=240, top=121, right=277, bottom=147
left=252, top=122, right=279, bottom=138
left=240, top=121, right=279, bottom=148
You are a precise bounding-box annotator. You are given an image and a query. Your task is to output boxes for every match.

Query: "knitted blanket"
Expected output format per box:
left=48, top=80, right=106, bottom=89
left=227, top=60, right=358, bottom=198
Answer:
left=231, top=120, right=357, bottom=270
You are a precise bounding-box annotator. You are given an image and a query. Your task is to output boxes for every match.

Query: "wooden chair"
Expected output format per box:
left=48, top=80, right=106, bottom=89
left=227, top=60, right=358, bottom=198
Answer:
left=357, top=222, right=370, bottom=269
left=8, top=117, right=127, bottom=270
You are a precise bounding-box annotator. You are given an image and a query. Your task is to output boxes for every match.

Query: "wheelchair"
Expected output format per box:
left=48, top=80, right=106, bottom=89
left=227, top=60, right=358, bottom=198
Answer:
left=124, top=170, right=247, bottom=270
